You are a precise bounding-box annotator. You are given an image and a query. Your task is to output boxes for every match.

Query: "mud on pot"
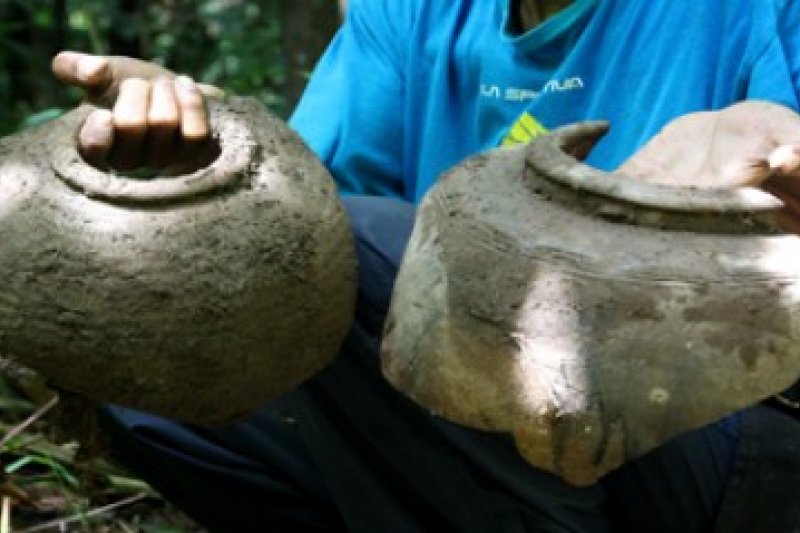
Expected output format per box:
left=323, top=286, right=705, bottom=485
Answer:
left=0, top=96, right=357, bottom=426
left=382, top=121, right=800, bottom=485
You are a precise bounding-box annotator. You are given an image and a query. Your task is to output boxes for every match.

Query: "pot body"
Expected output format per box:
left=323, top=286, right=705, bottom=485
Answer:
left=382, top=122, right=800, bottom=484
left=0, top=97, right=356, bottom=425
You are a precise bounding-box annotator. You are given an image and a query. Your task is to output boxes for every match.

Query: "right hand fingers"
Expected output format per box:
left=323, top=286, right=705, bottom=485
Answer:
left=78, top=109, right=114, bottom=166
left=78, top=76, right=211, bottom=170
left=110, top=78, right=150, bottom=169
left=146, top=78, right=180, bottom=167
left=174, top=76, right=210, bottom=141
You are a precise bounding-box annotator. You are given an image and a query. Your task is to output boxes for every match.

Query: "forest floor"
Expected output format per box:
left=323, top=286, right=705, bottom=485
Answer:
left=1, top=379, right=205, bottom=532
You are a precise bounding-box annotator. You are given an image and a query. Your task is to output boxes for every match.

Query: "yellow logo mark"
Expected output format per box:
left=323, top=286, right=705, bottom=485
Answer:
left=501, top=112, right=548, bottom=147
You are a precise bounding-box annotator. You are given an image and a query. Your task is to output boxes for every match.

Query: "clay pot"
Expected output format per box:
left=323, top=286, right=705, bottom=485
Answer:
left=382, top=122, right=800, bottom=485
left=0, top=97, right=356, bottom=425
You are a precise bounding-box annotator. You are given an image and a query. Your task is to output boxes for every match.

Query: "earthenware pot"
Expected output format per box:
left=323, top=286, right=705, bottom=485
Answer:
left=0, top=97, right=356, bottom=425
left=382, top=122, right=800, bottom=484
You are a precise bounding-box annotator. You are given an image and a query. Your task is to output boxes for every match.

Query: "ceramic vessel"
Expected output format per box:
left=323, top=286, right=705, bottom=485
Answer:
left=0, top=97, right=356, bottom=424
left=382, top=122, right=800, bottom=484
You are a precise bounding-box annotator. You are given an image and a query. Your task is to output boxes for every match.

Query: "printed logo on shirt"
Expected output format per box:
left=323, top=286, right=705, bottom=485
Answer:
left=481, top=76, right=585, bottom=103
left=501, top=112, right=548, bottom=146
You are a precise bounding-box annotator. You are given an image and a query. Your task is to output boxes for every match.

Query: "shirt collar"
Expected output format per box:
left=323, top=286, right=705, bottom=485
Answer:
left=497, top=0, right=599, bottom=52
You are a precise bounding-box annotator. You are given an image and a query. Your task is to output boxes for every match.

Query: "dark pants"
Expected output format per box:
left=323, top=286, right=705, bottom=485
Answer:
left=103, top=196, right=800, bottom=532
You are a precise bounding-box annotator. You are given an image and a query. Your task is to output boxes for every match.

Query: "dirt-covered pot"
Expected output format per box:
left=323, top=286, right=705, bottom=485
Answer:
left=0, top=97, right=356, bottom=425
left=382, top=122, right=800, bottom=485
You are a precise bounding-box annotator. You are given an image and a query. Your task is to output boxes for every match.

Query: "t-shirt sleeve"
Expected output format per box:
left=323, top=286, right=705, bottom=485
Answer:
left=745, top=1, right=800, bottom=111
left=289, top=0, right=407, bottom=198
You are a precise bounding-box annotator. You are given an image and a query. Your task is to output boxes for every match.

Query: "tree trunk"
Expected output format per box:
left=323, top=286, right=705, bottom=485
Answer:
left=5, top=2, right=33, bottom=106
left=52, top=0, right=68, bottom=57
left=109, top=0, right=143, bottom=57
left=278, top=0, right=340, bottom=111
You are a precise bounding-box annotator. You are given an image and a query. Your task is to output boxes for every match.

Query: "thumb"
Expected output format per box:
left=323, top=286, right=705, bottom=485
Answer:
left=51, top=51, right=175, bottom=103
left=52, top=51, right=113, bottom=94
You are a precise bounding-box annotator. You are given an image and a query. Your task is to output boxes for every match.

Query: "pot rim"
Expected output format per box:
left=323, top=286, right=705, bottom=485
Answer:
left=49, top=99, right=256, bottom=204
left=525, top=121, right=784, bottom=214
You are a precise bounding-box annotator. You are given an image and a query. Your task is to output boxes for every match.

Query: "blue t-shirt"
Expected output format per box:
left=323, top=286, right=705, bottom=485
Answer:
left=290, top=0, right=800, bottom=203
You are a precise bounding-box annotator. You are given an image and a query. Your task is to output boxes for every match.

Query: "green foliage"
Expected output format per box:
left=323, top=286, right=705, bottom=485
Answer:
left=0, top=0, right=291, bottom=135
left=149, top=1, right=286, bottom=110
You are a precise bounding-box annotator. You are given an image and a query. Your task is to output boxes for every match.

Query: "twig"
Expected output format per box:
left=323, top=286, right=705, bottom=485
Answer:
left=18, top=492, right=149, bottom=533
left=1, top=496, right=11, bottom=533
left=0, top=396, right=60, bottom=450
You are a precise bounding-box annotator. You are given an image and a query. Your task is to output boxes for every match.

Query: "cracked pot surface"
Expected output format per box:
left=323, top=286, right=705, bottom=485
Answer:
left=0, top=97, right=357, bottom=425
left=382, top=122, right=800, bottom=485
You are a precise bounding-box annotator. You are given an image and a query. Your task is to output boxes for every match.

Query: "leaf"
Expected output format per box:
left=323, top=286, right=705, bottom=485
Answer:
left=18, top=109, right=65, bottom=131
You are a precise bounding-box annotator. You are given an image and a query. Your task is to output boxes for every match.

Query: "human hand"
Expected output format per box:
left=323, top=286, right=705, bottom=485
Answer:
left=52, top=51, right=222, bottom=171
left=618, top=101, right=800, bottom=231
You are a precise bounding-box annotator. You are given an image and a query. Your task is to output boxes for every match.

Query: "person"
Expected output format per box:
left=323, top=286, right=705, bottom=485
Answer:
left=50, top=0, right=800, bottom=531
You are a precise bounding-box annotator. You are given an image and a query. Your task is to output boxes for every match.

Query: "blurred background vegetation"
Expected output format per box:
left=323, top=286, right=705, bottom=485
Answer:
left=0, top=0, right=342, bottom=135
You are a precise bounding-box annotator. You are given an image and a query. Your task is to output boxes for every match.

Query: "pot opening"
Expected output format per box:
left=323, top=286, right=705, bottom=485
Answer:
left=53, top=115, right=256, bottom=204
left=526, top=122, right=785, bottom=221
left=89, top=136, right=223, bottom=180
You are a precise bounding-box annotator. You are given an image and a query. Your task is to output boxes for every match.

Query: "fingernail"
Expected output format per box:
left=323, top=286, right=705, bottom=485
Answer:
left=175, top=75, right=197, bottom=92
left=77, top=55, right=108, bottom=84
